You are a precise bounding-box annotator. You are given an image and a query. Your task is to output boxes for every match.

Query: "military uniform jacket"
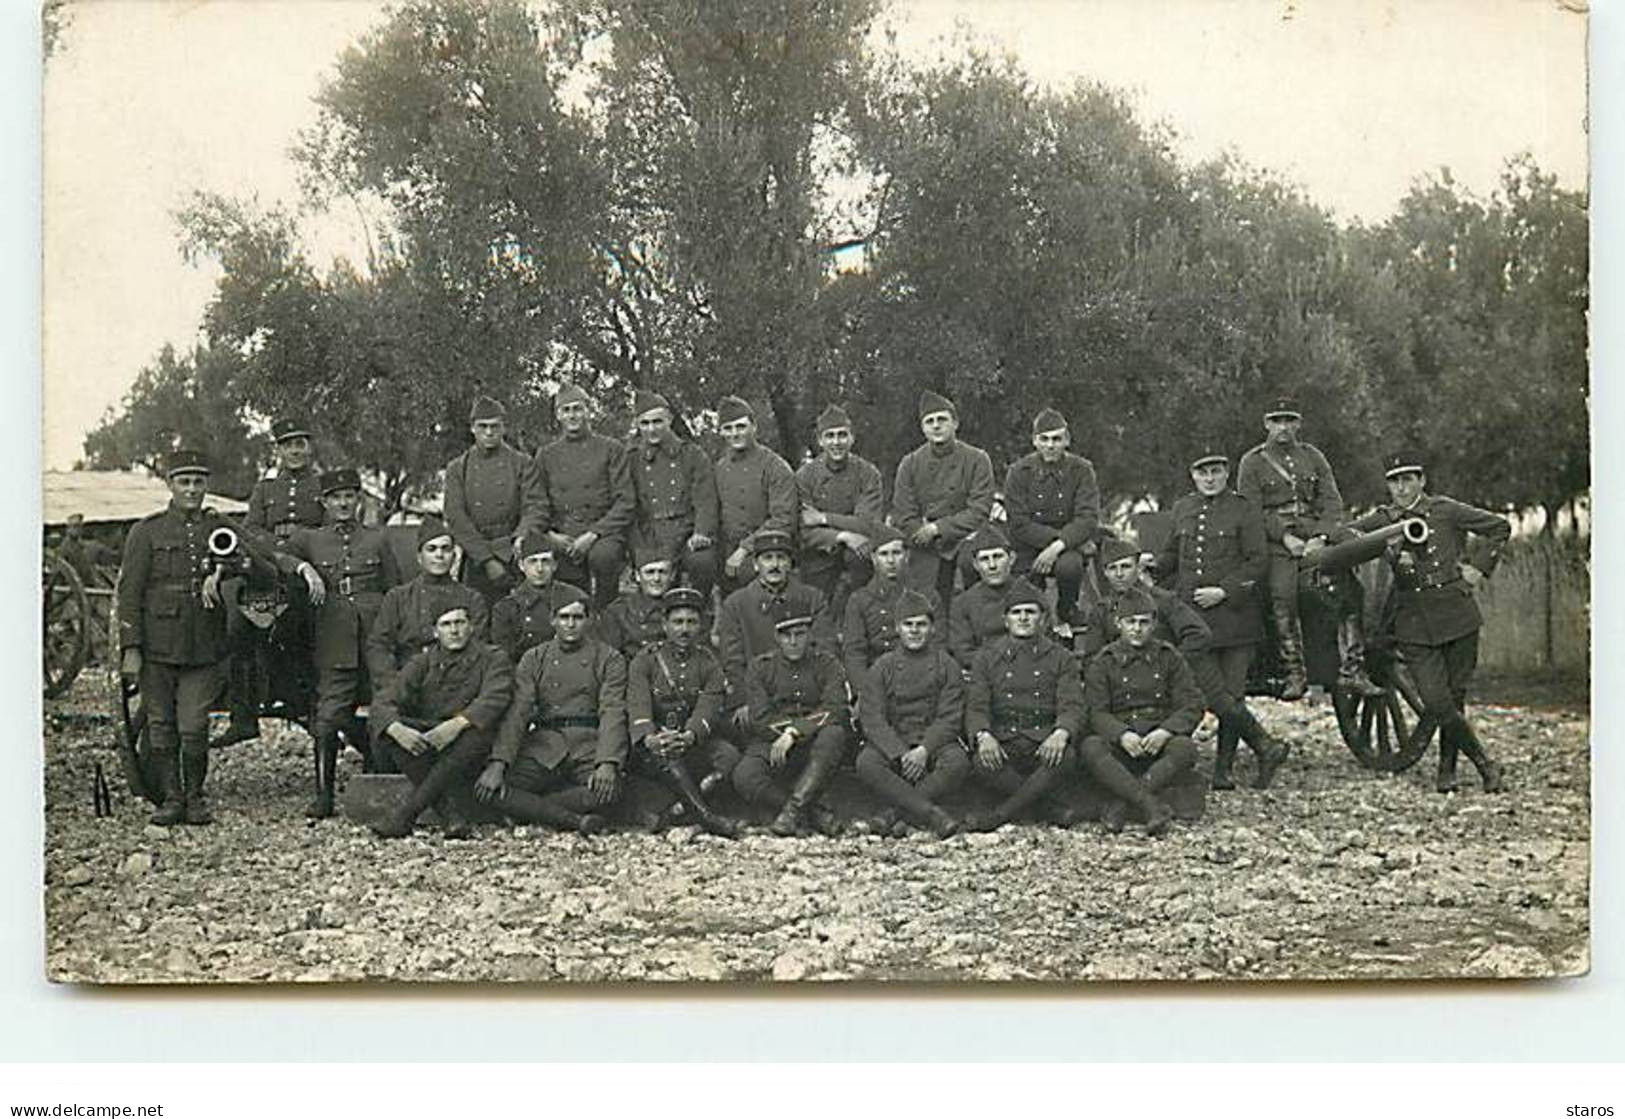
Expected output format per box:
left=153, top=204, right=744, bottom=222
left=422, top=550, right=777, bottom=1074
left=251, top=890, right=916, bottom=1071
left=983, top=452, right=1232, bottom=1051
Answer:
left=717, top=576, right=836, bottom=705
left=1154, top=490, right=1268, bottom=647
left=715, top=443, right=798, bottom=555
left=278, top=520, right=401, bottom=670
left=366, top=575, right=491, bottom=700
left=244, top=464, right=325, bottom=549
left=117, top=503, right=275, bottom=666
left=628, top=639, right=726, bottom=746
left=371, top=641, right=513, bottom=734
left=1084, top=638, right=1204, bottom=740
left=841, top=576, right=943, bottom=685
left=745, top=649, right=849, bottom=741
left=490, top=580, right=590, bottom=664
left=861, top=646, right=964, bottom=760
left=533, top=430, right=635, bottom=540
left=1079, top=584, right=1212, bottom=662
left=443, top=443, right=541, bottom=565
left=795, top=454, right=885, bottom=554
left=596, top=590, right=668, bottom=659
left=1002, top=451, right=1101, bottom=558
left=892, top=439, right=996, bottom=558
left=1236, top=440, right=1344, bottom=550
left=494, top=638, right=628, bottom=769
left=948, top=576, right=1049, bottom=669
left=965, top=635, right=1085, bottom=744
left=1345, top=494, right=1510, bottom=647
left=628, top=436, right=720, bottom=552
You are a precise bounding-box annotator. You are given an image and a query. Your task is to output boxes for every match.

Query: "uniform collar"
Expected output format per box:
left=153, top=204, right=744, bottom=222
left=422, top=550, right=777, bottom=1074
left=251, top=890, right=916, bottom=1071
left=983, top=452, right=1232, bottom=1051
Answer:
left=1105, top=637, right=1160, bottom=664
left=926, top=438, right=958, bottom=459
left=642, top=436, right=682, bottom=462
left=821, top=454, right=849, bottom=474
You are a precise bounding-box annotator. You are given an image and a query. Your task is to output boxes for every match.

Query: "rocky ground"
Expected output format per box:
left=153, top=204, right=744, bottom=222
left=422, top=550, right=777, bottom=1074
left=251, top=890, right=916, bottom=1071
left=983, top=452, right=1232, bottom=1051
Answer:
left=42, top=668, right=1589, bottom=985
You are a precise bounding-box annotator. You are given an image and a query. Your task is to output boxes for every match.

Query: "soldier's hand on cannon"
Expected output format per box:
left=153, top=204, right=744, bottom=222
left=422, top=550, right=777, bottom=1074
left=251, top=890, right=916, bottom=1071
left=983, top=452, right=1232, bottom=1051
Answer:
left=769, top=729, right=797, bottom=769
left=1303, top=536, right=1328, bottom=559
left=686, top=531, right=712, bottom=552
left=1032, top=540, right=1066, bottom=576
left=1459, top=562, right=1486, bottom=589
left=974, top=731, right=1006, bottom=771
left=386, top=721, right=433, bottom=756
left=725, top=546, right=750, bottom=579
left=482, top=558, right=510, bottom=587
left=200, top=566, right=224, bottom=609
left=120, top=647, right=143, bottom=682
left=1119, top=730, right=1145, bottom=757
left=900, top=744, right=929, bottom=781
left=569, top=531, right=599, bottom=561
left=474, top=760, right=507, bottom=803
left=589, top=762, right=619, bottom=805
left=1282, top=532, right=1308, bottom=558
left=1193, top=586, right=1227, bottom=609
left=297, top=561, right=327, bottom=605
left=911, top=522, right=941, bottom=547
left=1038, top=729, right=1069, bottom=768
left=1142, top=728, right=1172, bottom=756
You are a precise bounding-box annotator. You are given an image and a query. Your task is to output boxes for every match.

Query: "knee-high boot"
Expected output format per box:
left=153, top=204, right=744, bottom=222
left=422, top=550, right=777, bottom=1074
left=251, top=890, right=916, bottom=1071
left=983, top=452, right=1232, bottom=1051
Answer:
left=969, top=765, right=1064, bottom=833
left=148, top=732, right=185, bottom=827
left=307, top=732, right=340, bottom=818
left=1212, top=719, right=1240, bottom=790
left=1235, top=707, right=1290, bottom=789
left=180, top=735, right=213, bottom=825
left=1081, top=745, right=1172, bottom=835
left=770, top=748, right=840, bottom=837
left=1272, top=601, right=1308, bottom=700
left=661, top=756, right=740, bottom=838
left=1451, top=718, right=1503, bottom=793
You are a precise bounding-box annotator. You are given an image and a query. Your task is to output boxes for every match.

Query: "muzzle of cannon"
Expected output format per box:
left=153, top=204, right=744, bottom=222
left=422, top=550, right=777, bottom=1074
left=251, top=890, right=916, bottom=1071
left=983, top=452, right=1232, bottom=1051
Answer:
left=1310, top=517, right=1429, bottom=573
left=207, top=525, right=240, bottom=558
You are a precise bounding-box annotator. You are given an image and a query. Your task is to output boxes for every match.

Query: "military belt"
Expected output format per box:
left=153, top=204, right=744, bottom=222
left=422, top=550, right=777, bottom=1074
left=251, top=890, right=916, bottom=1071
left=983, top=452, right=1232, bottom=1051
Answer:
left=656, top=704, right=693, bottom=730
left=540, top=715, right=599, bottom=729
left=1401, top=577, right=1464, bottom=593
left=337, top=574, right=380, bottom=596
left=993, top=705, right=1057, bottom=730
left=1271, top=502, right=1307, bottom=516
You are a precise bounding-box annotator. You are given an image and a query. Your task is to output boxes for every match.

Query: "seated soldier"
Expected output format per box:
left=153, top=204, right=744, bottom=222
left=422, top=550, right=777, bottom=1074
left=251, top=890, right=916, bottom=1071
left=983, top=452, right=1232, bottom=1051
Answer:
left=732, top=614, right=851, bottom=837
left=490, top=530, right=591, bottom=664
left=1079, top=589, right=1203, bottom=836
left=597, top=548, right=675, bottom=660
left=370, top=605, right=513, bottom=840
left=716, top=528, right=835, bottom=727
left=854, top=590, right=967, bottom=838
left=963, top=589, right=1083, bottom=832
left=949, top=524, right=1049, bottom=670
left=841, top=526, right=942, bottom=688
left=627, top=587, right=741, bottom=838
left=1002, top=407, right=1101, bottom=629
left=476, top=597, right=627, bottom=834
left=366, top=519, right=490, bottom=705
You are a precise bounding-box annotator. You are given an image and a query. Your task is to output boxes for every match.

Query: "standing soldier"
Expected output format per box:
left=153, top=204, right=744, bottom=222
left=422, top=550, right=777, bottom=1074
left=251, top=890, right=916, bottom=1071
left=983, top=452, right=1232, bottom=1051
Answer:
left=1002, top=407, right=1101, bottom=629
left=1237, top=397, right=1376, bottom=699
left=1340, top=452, right=1510, bottom=793
left=962, top=588, right=1084, bottom=832
left=733, top=615, right=851, bottom=837
left=714, top=395, right=798, bottom=596
left=366, top=519, right=490, bottom=707
left=533, top=383, right=635, bottom=608
left=796, top=403, right=885, bottom=617
left=1155, top=447, right=1291, bottom=790
left=626, top=587, right=742, bottom=837
left=892, top=390, right=996, bottom=609
left=841, top=526, right=941, bottom=688
left=118, top=450, right=273, bottom=826
left=949, top=525, right=1048, bottom=670
left=443, top=395, right=541, bottom=603
left=596, top=548, right=675, bottom=660
left=369, top=604, right=513, bottom=840
left=626, top=390, right=720, bottom=597
left=1078, top=589, right=1204, bottom=835
left=476, top=597, right=627, bottom=834
left=278, top=468, right=402, bottom=816
left=854, top=590, right=968, bottom=838
left=222, top=415, right=325, bottom=747
left=716, top=530, right=835, bottom=725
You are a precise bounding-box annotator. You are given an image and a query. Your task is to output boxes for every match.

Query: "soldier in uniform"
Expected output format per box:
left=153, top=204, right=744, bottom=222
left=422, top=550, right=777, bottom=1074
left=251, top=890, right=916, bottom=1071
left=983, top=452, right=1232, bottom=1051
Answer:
left=443, top=395, right=541, bottom=603
left=1002, top=407, right=1101, bottom=628
left=1080, top=537, right=1211, bottom=661
left=841, top=526, right=942, bottom=688
left=626, top=587, right=742, bottom=837
left=626, top=390, right=720, bottom=596
left=533, top=383, right=635, bottom=607
left=1237, top=397, right=1377, bottom=698
left=1154, top=447, right=1291, bottom=790
left=370, top=604, right=513, bottom=839
left=714, top=395, right=798, bottom=596
left=489, top=531, right=591, bottom=664
left=118, top=450, right=274, bottom=826
left=962, top=588, right=1084, bottom=832
left=854, top=589, right=967, bottom=838
left=1079, top=588, right=1204, bottom=835
left=716, top=529, right=835, bottom=726
left=476, top=597, right=628, bottom=833
left=222, top=415, right=325, bottom=746
left=366, top=519, right=490, bottom=706
left=733, top=614, right=851, bottom=836
left=949, top=525, right=1048, bottom=670
left=795, top=404, right=885, bottom=617
left=892, top=390, right=996, bottom=609
left=1341, top=452, right=1510, bottom=793
left=278, top=468, right=402, bottom=815
left=596, top=548, right=674, bottom=659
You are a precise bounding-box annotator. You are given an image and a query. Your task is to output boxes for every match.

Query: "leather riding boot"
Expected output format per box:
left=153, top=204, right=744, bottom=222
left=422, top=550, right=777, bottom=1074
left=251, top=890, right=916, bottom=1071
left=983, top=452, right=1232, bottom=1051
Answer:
left=1237, top=708, right=1291, bottom=789
left=1272, top=602, right=1308, bottom=700
left=218, top=653, right=261, bottom=748
left=1337, top=616, right=1383, bottom=697
left=1212, top=722, right=1239, bottom=791
left=306, top=733, right=340, bottom=819
left=180, top=737, right=213, bottom=825
left=499, top=786, right=604, bottom=834
left=771, top=749, right=839, bottom=837
left=1080, top=745, right=1166, bottom=834
left=968, top=766, right=1062, bottom=833
left=662, top=757, right=740, bottom=838
left=1435, top=723, right=1460, bottom=793
left=148, top=747, right=186, bottom=827
left=1453, top=721, right=1503, bottom=793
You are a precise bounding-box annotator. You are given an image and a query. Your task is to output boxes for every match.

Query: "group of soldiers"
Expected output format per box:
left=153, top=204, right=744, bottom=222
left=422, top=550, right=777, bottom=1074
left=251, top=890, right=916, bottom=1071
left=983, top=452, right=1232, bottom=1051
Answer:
left=115, top=387, right=1512, bottom=839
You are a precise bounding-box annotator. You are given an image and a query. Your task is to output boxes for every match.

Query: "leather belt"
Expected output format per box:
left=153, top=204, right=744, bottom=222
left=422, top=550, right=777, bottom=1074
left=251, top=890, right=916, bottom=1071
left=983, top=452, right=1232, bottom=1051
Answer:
left=337, top=574, right=380, bottom=596
left=540, top=715, right=599, bottom=729
left=994, top=705, right=1057, bottom=730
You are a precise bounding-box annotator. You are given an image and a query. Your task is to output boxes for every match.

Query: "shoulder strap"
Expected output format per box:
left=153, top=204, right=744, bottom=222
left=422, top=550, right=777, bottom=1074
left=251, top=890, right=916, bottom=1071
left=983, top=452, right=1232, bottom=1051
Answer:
left=1257, top=447, right=1295, bottom=486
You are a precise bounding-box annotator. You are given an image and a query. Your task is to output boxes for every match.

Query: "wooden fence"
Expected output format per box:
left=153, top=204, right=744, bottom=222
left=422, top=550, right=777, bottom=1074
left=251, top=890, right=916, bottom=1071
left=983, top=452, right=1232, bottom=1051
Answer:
left=1476, top=535, right=1589, bottom=674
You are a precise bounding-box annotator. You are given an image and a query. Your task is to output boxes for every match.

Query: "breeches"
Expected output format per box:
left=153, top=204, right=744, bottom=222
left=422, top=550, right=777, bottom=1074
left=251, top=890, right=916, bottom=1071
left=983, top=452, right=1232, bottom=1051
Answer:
left=384, top=721, right=495, bottom=789
left=1020, top=549, right=1086, bottom=618
left=1266, top=553, right=1303, bottom=616
left=555, top=536, right=626, bottom=605
left=141, top=660, right=226, bottom=741
left=1080, top=734, right=1198, bottom=775
left=634, top=734, right=741, bottom=778
left=1398, top=633, right=1479, bottom=725
left=1186, top=645, right=1254, bottom=717
left=507, top=754, right=602, bottom=795
left=972, top=734, right=1072, bottom=778
left=314, top=664, right=365, bottom=738
left=733, top=725, right=848, bottom=801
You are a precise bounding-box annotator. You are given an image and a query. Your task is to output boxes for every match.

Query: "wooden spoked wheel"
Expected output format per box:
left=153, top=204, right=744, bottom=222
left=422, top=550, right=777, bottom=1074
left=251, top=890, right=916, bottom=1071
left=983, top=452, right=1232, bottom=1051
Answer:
left=42, top=550, right=91, bottom=698
left=1331, top=652, right=1435, bottom=772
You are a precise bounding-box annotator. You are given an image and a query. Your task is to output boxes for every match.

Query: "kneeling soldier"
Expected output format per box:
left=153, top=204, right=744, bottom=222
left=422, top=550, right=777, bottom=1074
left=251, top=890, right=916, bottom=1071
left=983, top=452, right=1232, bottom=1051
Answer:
left=1079, top=589, right=1203, bottom=836
left=854, top=590, right=967, bottom=838
left=370, top=605, right=513, bottom=839
left=477, top=597, right=627, bottom=833
left=627, top=586, right=742, bottom=837
left=733, top=614, right=851, bottom=836
left=963, top=589, right=1083, bottom=831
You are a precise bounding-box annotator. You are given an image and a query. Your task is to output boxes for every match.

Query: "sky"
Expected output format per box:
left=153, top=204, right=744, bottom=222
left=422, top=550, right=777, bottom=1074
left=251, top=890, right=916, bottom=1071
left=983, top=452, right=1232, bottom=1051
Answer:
left=40, top=0, right=1588, bottom=470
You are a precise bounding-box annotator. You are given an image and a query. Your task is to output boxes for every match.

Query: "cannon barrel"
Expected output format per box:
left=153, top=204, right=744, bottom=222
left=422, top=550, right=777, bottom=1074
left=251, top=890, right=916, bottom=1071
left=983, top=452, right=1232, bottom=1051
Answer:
left=207, top=526, right=240, bottom=558
left=1310, top=517, right=1429, bottom=573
